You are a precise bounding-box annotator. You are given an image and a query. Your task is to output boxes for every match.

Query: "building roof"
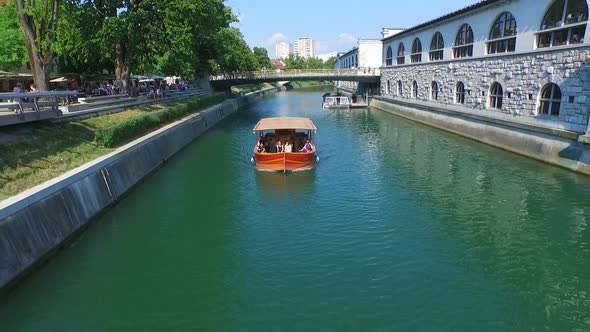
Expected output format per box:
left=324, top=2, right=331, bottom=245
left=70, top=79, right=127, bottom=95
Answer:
left=253, top=117, right=317, bottom=131
left=271, top=59, right=287, bottom=70
left=382, top=0, right=500, bottom=42
left=338, top=47, right=359, bottom=58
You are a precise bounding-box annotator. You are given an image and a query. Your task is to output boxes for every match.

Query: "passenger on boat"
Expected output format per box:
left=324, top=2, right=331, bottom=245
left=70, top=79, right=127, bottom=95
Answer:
left=284, top=141, right=292, bottom=153
left=255, top=140, right=265, bottom=153
left=300, top=139, right=314, bottom=153
left=276, top=139, right=283, bottom=153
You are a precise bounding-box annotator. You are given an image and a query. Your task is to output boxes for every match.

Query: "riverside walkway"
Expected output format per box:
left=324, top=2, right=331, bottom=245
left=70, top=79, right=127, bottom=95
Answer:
left=0, top=87, right=210, bottom=127
left=209, top=69, right=381, bottom=88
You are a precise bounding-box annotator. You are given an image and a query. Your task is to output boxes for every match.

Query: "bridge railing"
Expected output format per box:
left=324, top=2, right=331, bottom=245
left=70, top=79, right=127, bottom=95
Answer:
left=210, top=68, right=380, bottom=81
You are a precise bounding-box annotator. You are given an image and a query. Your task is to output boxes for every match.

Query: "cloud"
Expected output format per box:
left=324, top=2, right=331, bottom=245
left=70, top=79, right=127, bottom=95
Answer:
left=315, top=33, right=357, bottom=55
left=338, top=32, right=357, bottom=44
left=264, top=33, right=288, bottom=47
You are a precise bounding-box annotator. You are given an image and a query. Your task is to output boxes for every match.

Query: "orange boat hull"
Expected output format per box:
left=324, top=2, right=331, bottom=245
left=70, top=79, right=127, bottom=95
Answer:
left=254, top=152, right=316, bottom=171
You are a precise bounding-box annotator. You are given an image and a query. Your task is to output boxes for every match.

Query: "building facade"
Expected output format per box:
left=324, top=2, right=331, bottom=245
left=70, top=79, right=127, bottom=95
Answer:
left=380, top=0, right=590, bottom=134
left=295, top=38, right=316, bottom=59
left=275, top=42, right=292, bottom=59
left=335, top=39, right=384, bottom=92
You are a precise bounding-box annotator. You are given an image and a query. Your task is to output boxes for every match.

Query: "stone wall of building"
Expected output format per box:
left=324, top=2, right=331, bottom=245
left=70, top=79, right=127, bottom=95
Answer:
left=335, top=80, right=359, bottom=92
left=381, top=47, right=590, bottom=133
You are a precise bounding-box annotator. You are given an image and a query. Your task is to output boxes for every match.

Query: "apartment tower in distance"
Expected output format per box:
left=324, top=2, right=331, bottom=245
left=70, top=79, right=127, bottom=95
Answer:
left=275, top=42, right=292, bottom=59
left=294, top=38, right=316, bottom=59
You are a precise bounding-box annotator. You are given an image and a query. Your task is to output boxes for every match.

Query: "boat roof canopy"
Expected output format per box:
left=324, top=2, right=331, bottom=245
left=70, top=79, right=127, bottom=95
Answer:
left=253, top=117, right=317, bottom=131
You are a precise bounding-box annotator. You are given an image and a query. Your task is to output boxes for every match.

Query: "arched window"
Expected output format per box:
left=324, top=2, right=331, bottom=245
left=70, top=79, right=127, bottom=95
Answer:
left=431, top=81, right=439, bottom=100
left=456, top=82, right=466, bottom=104
left=489, top=82, right=504, bottom=109
left=386, top=80, right=391, bottom=94
left=412, top=81, right=418, bottom=98
left=538, top=83, right=561, bottom=115
left=430, top=32, right=444, bottom=61
left=538, top=0, right=588, bottom=48
left=454, top=24, right=474, bottom=58
left=385, top=46, right=393, bottom=66
left=411, top=38, right=422, bottom=63
left=397, top=43, right=405, bottom=65
left=397, top=80, right=403, bottom=96
left=488, top=12, right=517, bottom=54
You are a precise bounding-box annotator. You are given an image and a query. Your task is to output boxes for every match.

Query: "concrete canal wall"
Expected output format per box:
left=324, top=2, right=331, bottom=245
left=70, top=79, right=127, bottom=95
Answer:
left=369, top=96, right=590, bottom=176
left=0, top=87, right=281, bottom=290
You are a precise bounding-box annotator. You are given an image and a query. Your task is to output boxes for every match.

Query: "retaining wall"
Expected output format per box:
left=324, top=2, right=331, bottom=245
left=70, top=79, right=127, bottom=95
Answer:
left=370, top=96, right=590, bottom=175
left=0, top=87, right=280, bottom=290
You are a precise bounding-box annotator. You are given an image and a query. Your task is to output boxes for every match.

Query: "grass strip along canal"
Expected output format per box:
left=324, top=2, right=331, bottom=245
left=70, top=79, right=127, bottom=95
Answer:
left=0, top=94, right=226, bottom=201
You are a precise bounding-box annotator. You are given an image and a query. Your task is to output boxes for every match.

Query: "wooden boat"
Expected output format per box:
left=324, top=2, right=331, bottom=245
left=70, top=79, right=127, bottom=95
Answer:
left=252, top=117, right=318, bottom=172
left=323, top=96, right=350, bottom=109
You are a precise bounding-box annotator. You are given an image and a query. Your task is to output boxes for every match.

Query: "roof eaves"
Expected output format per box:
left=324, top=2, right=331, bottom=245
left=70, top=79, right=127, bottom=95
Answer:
left=381, top=0, right=501, bottom=43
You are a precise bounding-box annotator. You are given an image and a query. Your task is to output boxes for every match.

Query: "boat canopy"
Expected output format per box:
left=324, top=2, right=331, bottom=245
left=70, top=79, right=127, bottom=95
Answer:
left=253, top=117, right=317, bottom=132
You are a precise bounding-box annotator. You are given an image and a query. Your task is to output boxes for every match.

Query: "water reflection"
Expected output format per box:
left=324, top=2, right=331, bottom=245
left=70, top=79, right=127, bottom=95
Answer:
left=366, top=108, right=590, bottom=331
left=255, top=169, right=316, bottom=195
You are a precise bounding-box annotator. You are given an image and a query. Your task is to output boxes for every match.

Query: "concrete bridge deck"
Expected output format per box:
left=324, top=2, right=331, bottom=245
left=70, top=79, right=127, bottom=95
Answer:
left=209, top=69, right=380, bottom=88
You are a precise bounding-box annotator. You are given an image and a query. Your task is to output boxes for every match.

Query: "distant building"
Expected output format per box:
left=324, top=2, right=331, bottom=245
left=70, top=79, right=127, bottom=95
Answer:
left=275, top=42, right=292, bottom=59
left=334, top=39, right=383, bottom=92
left=317, top=52, right=338, bottom=62
left=294, top=38, right=316, bottom=59
left=271, top=59, right=287, bottom=72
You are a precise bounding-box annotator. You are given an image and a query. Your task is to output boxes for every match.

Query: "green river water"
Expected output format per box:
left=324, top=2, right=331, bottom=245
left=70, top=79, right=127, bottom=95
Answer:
left=1, top=88, right=590, bottom=331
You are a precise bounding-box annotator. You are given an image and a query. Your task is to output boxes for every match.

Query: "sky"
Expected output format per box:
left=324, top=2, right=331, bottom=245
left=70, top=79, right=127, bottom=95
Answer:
left=227, top=0, right=479, bottom=57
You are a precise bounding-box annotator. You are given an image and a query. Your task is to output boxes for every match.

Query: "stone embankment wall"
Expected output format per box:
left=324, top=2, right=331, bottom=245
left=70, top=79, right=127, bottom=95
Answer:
left=369, top=96, right=590, bottom=176
left=0, top=87, right=281, bottom=290
left=381, top=47, right=590, bottom=134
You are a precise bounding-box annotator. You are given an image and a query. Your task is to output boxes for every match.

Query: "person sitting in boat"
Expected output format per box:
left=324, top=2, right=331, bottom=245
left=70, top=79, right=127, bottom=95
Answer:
left=255, top=140, right=265, bottom=153
left=300, top=139, right=314, bottom=153
left=284, top=141, right=292, bottom=153
left=276, top=139, right=283, bottom=153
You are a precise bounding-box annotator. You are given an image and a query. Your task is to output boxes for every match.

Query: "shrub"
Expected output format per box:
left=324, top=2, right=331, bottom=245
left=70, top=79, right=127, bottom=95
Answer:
left=95, top=114, right=160, bottom=147
left=95, top=95, right=227, bottom=147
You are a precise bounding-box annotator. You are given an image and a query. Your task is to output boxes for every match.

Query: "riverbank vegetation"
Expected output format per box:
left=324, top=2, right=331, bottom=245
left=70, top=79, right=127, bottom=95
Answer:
left=0, top=0, right=274, bottom=91
left=286, top=81, right=333, bottom=88
left=0, top=95, right=225, bottom=200
left=232, top=83, right=277, bottom=95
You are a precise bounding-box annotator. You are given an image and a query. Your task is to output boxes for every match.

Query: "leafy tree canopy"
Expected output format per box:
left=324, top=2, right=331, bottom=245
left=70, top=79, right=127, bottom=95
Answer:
left=252, top=47, right=272, bottom=70
left=284, top=54, right=335, bottom=70
left=0, top=1, right=27, bottom=71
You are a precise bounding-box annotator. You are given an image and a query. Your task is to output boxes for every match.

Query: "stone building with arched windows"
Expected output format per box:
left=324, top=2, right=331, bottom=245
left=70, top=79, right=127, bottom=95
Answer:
left=379, top=0, right=590, bottom=138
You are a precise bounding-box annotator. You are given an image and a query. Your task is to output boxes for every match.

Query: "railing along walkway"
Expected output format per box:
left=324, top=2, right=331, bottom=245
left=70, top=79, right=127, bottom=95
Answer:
left=210, top=68, right=381, bottom=84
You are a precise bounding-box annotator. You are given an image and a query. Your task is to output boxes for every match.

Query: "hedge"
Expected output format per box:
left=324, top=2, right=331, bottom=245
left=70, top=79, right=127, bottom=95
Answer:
left=95, top=95, right=226, bottom=148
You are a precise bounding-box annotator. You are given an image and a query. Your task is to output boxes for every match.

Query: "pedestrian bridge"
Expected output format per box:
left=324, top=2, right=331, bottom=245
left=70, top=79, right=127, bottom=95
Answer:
left=209, top=69, right=381, bottom=88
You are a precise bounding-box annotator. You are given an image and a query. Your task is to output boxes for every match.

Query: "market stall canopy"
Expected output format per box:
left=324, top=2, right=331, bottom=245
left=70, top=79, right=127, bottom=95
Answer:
left=49, top=77, right=72, bottom=83
left=253, top=117, right=317, bottom=131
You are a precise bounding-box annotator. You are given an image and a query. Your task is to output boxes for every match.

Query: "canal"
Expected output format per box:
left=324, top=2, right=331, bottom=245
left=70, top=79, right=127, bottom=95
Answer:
left=1, top=88, right=590, bottom=331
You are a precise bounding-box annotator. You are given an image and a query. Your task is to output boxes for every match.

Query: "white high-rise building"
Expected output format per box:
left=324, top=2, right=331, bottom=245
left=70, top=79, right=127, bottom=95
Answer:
left=294, top=38, right=316, bottom=59
left=275, top=42, right=292, bottom=59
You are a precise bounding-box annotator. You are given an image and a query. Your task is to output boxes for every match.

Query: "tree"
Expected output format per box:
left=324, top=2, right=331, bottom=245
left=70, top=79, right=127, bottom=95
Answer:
left=303, top=57, right=324, bottom=69
left=0, top=1, right=27, bottom=71
left=214, top=27, right=257, bottom=74
left=55, top=0, right=114, bottom=75
left=253, top=47, right=272, bottom=70
left=285, top=54, right=305, bottom=69
left=16, top=0, right=61, bottom=91
left=155, top=0, right=235, bottom=79
left=323, top=56, right=336, bottom=69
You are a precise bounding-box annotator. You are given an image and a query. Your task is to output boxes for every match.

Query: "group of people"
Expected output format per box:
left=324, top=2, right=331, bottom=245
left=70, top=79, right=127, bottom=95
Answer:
left=255, top=138, right=315, bottom=154
left=9, top=82, right=39, bottom=112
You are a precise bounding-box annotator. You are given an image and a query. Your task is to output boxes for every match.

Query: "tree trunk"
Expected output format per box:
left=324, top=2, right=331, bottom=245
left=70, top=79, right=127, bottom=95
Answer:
left=115, top=42, right=131, bottom=95
left=16, top=0, right=60, bottom=92
left=24, top=40, right=49, bottom=91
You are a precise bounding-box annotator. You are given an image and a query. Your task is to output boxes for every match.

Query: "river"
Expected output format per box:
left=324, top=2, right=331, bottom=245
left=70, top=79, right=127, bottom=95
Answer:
left=1, top=88, right=589, bottom=331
